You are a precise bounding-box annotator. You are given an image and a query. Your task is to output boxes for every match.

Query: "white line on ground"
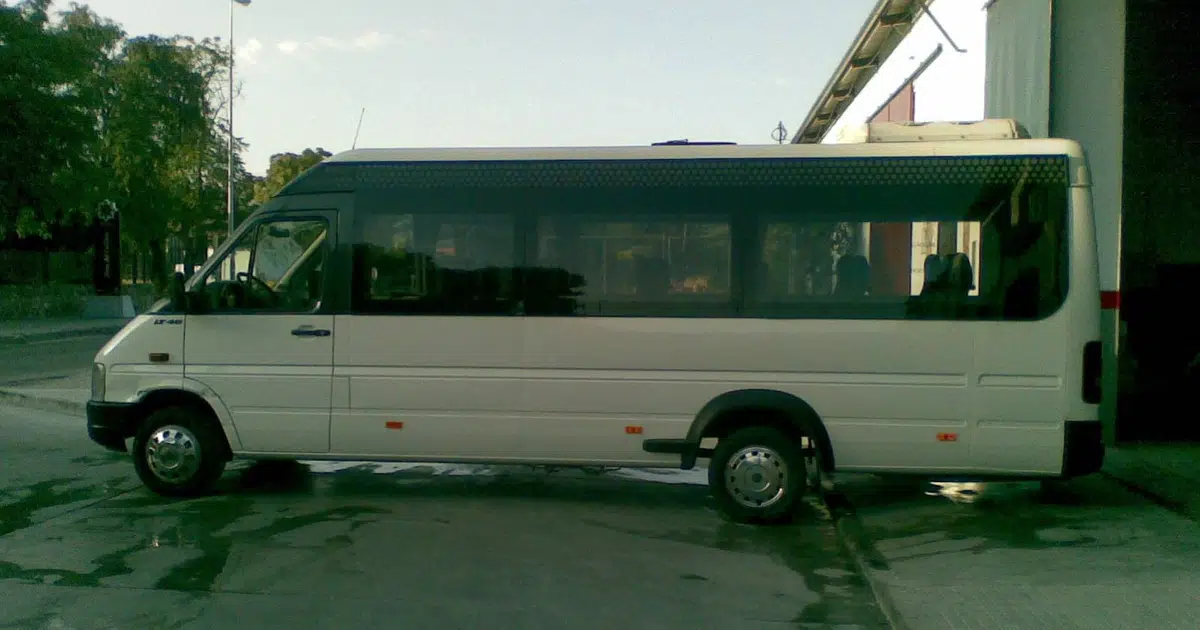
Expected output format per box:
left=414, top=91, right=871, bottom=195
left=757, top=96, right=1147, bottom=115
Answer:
left=299, top=460, right=710, bottom=485
left=24, top=334, right=110, bottom=346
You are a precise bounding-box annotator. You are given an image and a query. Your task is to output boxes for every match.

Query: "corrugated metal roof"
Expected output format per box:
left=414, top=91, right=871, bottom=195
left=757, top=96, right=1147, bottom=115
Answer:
left=792, top=0, right=923, bottom=144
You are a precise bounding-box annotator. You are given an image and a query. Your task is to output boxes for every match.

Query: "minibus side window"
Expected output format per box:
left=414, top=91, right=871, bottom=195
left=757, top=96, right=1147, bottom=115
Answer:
left=351, top=211, right=517, bottom=315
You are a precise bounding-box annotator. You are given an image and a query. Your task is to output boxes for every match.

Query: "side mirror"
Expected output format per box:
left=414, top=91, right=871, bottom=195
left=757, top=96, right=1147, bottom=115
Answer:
left=169, top=272, right=190, bottom=313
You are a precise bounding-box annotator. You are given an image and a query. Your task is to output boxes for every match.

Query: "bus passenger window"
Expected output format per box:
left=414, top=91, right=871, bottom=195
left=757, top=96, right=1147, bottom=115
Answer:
left=745, top=156, right=1067, bottom=321
left=352, top=211, right=517, bottom=315
left=531, top=213, right=734, bottom=317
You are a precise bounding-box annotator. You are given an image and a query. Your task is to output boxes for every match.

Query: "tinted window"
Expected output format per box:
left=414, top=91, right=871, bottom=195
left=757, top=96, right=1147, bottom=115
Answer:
left=352, top=209, right=518, bottom=315
left=530, top=211, right=733, bottom=316
left=747, top=178, right=1068, bottom=320
left=339, top=155, right=1070, bottom=321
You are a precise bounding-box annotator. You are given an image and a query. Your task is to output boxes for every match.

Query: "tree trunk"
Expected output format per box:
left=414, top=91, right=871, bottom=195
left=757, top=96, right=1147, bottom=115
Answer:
left=149, top=239, right=167, bottom=297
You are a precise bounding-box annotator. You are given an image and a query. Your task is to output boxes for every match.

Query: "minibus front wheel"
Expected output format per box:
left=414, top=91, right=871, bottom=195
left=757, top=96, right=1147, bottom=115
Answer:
left=132, top=406, right=227, bottom=497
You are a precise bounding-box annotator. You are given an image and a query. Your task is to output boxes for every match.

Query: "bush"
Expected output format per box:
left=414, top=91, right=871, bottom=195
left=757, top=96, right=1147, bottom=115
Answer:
left=0, top=284, right=91, bottom=320
left=0, top=282, right=164, bottom=321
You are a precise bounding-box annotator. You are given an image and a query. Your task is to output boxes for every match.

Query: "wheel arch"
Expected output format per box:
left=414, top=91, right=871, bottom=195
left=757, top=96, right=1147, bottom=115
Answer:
left=686, top=389, right=835, bottom=472
left=131, top=384, right=238, bottom=460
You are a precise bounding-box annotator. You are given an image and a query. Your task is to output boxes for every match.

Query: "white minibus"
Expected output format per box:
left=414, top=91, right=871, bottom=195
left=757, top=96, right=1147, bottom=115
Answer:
left=87, top=119, right=1104, bottom=523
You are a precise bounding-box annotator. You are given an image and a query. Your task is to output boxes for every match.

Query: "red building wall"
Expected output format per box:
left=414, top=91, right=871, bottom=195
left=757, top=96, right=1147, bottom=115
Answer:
left=867, top=82, right=916, bottom=296
left=871, top=82, right=915, bottom=124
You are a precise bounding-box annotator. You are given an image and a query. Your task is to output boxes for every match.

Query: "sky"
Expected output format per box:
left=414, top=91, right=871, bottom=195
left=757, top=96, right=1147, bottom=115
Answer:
left=74, top=0, right=878, bottom=175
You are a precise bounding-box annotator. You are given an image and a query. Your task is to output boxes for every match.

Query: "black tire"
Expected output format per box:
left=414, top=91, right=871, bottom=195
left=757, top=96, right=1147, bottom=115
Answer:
left=132, top=406, right=227, bottom=498
left=709, top=426, right=806, bottom=524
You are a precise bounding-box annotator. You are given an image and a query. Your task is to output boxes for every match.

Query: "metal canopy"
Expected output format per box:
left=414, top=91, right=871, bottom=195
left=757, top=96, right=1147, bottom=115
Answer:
left=792, top=0, right=922, bottom=144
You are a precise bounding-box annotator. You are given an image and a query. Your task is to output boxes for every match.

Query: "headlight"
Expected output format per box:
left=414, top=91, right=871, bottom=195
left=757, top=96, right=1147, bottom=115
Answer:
left=91, top=363, right=106, bottom=402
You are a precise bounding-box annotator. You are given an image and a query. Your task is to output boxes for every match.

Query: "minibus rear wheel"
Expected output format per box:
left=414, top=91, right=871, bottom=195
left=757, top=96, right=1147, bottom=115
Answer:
left=132, top=406, right=227, bottom=497
left=709, top=425, right=805, bottom=524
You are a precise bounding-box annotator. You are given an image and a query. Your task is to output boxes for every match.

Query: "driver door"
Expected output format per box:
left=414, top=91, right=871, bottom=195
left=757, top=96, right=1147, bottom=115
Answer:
left=184, top=210, right=338, bottom=454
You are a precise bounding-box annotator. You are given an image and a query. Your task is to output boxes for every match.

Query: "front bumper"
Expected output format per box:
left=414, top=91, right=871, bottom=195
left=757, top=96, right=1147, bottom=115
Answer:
left=86, top=401, right=137, bottom=453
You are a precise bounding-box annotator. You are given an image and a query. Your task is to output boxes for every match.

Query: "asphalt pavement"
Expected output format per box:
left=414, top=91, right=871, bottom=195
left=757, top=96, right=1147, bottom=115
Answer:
left=0, top=404, right=889, bottom=630
left=0, top=334, right=110, bottom=386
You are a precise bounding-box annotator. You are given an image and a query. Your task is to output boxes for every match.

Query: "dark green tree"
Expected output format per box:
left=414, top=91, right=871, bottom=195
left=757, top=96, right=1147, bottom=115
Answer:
left=0, top=0, right=123, bottom=239
left=252, top=148, right=332, bottom=205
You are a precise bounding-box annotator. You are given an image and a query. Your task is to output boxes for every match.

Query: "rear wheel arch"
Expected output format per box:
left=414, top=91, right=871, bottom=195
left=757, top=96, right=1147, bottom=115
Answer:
left=687, top=389, right=835, bottom=472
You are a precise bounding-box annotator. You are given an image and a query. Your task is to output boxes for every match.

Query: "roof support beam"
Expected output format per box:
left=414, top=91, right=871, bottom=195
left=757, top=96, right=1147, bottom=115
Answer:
left=915, top=0, right=969, bottom=53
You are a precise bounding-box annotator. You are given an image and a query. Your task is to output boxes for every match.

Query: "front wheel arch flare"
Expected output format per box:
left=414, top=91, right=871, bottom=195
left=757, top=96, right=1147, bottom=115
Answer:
left=687, top=389, right=835, bottom=472
left=133, top=389, right=233, bottom=461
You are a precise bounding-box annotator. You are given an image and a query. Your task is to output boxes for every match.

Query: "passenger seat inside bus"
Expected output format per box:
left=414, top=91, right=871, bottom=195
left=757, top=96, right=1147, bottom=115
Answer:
left=834, top=254, right=871, bottom=298
left=921, top=254, right=950, bottom=296
left=918, top=253, right=974, bottom=317
left=946, top=252, right=975, bottom=296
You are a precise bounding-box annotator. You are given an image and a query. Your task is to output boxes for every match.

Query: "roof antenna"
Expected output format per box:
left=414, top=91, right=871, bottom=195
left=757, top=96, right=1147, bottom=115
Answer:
left=772, top=121, right=788, bottom=145
left=351, top=107, right=366, bottom=149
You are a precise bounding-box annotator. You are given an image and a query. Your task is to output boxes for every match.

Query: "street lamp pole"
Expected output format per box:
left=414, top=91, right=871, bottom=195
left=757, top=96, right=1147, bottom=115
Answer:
left=228, top=0, right=250, bottom=277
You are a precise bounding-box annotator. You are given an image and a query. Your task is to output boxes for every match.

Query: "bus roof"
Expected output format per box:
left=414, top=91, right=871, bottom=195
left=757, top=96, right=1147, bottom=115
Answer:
left=323, top=138, right=1086, bottom=165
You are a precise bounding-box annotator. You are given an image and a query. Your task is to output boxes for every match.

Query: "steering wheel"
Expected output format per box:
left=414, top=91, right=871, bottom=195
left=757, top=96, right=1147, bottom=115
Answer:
left=236, top=271, right=278, bottom=306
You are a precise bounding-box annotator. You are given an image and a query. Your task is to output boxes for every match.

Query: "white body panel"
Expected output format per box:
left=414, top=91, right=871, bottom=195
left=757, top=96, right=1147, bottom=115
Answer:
left=328, top=316, right=977, bottom=470
left=185, top=314, right=334, bottom=454
left=331, top=316, right=526, bottom=459
left=520, top=317, right=976, bottom=469
left=96, top=315, right=185, bottom=404
left=91, top=138, right=1101, bottom=479
left=95, top=315, right=243, bottom=448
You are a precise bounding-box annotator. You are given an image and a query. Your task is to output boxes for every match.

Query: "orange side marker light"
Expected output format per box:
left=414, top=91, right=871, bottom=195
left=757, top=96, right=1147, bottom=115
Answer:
left=625, top=426, right=643, bottom=435
left=385, top=421, right=404, bottom=430
left=937, top=432, right=958, bottom=442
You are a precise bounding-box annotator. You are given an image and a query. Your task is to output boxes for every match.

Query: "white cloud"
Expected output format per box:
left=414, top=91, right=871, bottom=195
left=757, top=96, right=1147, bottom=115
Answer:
left=275, top=31, right=395, bottom=57
left=237, top=38, right=263, bottom=65
left=352, top=31, right=392, bottom=49
left=314, top=36, right=346, bottom=51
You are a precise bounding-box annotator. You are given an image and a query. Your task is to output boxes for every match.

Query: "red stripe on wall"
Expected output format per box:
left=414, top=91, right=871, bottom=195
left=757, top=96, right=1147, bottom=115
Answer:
left=1100, top=290, right=1121, bottom=310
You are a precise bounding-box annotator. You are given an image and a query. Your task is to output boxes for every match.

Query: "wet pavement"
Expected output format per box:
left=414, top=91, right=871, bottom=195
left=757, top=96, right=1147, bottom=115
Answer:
left=832, top=474, right=1200, bottom=629
left=0, top=405, right=889, bottom=630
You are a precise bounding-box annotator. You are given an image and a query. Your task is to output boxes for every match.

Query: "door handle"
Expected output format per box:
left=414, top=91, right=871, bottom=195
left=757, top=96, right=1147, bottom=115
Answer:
left=291, top=327, right=331, bottom=337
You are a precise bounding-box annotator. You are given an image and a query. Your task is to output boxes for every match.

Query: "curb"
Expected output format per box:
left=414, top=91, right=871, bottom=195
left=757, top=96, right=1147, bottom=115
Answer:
left=0, top=324, right=126, bottom=346
left=0, top=389, right=86, bottom=416
left=1099, top=469, right=1193, bottom=522
left=824, top=490, right=910, bottom=630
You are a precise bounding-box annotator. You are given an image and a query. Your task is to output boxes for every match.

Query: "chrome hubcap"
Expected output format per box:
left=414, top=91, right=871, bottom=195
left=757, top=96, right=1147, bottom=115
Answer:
left=145, top=425, right=201, bottom=484
left=725, top=445, right=788, bottom=509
